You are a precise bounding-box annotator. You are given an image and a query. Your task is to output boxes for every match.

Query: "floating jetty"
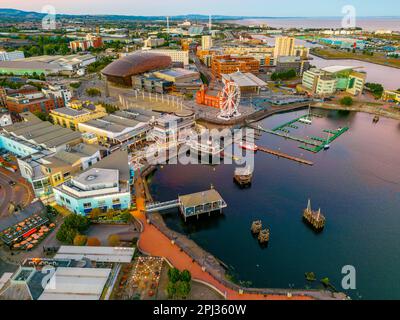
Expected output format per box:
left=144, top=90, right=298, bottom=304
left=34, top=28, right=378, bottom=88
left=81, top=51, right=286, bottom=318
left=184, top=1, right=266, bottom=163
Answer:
left=299, top=127, right=349, bottom=153
left=258, top=229, right=270, bottom=244
left=234, top=166, right=253, bottom=187
left=303, top=199, right=325, bottom=230
left=257, top=146, right=313, bottom=166
left=251, top=220, right=263, bottom=234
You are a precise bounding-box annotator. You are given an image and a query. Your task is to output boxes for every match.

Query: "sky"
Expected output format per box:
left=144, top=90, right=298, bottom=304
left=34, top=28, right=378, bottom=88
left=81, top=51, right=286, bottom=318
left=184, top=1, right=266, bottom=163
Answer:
left=1, top=0, right=399, bottom=17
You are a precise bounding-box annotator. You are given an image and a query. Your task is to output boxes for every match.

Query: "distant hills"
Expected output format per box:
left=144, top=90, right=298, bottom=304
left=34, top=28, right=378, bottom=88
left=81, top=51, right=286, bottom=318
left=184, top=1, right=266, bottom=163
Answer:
left=0, top=8, right=254, bottom=22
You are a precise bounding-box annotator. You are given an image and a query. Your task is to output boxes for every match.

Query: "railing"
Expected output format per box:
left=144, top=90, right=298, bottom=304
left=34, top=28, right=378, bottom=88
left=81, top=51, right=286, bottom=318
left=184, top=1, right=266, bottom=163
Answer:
left=145, top=199, right=180, bottom=213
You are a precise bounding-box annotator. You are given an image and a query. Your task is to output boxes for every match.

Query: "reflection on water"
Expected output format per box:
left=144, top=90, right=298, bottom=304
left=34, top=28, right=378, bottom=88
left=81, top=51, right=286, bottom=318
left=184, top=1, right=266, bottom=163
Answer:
left=149, top=110, right=400, bottom=299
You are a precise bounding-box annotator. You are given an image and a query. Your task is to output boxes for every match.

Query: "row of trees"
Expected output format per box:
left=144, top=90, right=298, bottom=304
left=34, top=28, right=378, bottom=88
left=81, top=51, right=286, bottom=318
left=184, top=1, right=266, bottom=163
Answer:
left=365, top=82, right=384, bottom=99
left=167, top=268, right=192, bottom=299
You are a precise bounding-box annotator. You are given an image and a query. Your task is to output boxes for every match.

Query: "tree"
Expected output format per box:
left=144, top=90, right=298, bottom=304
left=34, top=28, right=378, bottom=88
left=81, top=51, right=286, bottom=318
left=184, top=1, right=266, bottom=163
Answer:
left=86, top=237, right=101, bottom=246
left=56, top=225, right=78, bottom=244
left=107, top=234, right=120, bottom=247
left=365, top=82, right=384, bottom=99
left=175, top=281, right=191, bottom=299
left=180, top=270, right=191, bottom=282
left=167, top=281, right=177, bottom=299
left=168, top=268, right=181, bottom=284
left=63, top=214, right=90, bottom=232
left=340, top=96, right=354, bottom=106
left=86, top=88, right=101, bottom=97
left=73, top=234, right=88, bottom=246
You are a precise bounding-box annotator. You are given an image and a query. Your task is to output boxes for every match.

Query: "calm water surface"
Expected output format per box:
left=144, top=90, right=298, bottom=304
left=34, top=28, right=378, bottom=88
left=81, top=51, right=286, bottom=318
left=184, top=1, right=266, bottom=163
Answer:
left=149, top=109, right=400, bottom=300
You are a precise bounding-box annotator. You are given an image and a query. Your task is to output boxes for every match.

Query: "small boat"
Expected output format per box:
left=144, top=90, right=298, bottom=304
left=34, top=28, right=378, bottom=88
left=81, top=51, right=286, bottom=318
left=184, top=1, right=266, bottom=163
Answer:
left=239, top=141, right=258, bottom=151
left=323, top=144, right=330, bottom=150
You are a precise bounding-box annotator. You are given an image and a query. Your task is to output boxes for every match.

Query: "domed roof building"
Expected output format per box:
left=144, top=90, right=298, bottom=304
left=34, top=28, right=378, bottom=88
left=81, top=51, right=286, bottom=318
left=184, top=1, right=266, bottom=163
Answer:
left=101, top=52, right=172, bottom=86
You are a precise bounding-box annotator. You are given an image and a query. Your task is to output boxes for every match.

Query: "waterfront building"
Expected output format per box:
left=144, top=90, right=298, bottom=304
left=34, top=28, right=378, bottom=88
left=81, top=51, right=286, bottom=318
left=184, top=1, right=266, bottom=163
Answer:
left=195, top=85, right=220, bottom=108
left=211, top=55, right=260, bottom=79
left=0, top=50, right=25, bottom=61
left=50, top=102, right=106, bottom=131
left=382, top=90, right=400, bottom=104
left=319, top=38, right=366, bottom=50
left=276, top=56, right=310, bottom=75
left=17, top=143, right=102, bottom=198
left=201, top=35, right=213, bottom=50
left=77, top=113, right=151, bottom=147
left=54, top=150, right=132, bottom=215
left=274, top=37, right=295, bottom=61
left=221, top=71, right=267, bottom=94
left=302, top=66, right=366, bottom=97
left=150, top=113, right=195, bottom=146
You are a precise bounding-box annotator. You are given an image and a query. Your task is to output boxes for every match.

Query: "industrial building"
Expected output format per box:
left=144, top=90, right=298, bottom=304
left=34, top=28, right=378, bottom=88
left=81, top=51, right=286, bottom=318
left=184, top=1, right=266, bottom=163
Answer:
left=0, top=54, right=96, bottom=76
left=0, top=50, right=25, bottom=61
left=0, top=113, right=82, bottom=157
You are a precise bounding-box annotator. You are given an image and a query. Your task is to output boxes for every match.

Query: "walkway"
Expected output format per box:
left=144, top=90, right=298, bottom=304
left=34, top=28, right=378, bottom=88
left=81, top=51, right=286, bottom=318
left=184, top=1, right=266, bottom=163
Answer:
left=131, top=176, right=316, bottom=300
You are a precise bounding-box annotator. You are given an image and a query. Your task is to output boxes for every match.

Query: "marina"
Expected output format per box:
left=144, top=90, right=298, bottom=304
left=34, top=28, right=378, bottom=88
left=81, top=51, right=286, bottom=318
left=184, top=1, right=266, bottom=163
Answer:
left=149, top=110, right=400, bottom=299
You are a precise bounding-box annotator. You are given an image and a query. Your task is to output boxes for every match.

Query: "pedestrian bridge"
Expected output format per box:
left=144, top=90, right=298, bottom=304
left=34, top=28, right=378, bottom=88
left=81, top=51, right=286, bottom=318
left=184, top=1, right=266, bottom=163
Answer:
left=145, top=199, right=180, bottom=213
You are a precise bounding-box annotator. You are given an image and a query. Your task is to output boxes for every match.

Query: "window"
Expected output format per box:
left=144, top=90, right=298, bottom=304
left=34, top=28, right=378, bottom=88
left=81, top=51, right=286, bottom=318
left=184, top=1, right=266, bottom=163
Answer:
left=83, top=202, right=92, bottom=209
left=112, top=198, right=121, bottom=205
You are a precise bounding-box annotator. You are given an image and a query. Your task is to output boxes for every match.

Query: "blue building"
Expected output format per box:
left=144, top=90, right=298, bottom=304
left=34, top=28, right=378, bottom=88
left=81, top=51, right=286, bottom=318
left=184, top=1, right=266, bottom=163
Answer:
left=53, top=150, right=133, bottom=215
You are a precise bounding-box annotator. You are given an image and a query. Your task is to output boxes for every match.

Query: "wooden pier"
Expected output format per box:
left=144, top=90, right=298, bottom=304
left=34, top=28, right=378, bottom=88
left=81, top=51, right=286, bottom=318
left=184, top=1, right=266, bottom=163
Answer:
left=303, top=199, right=325, bottom=230
left=257, top=146, right=313, bottom=166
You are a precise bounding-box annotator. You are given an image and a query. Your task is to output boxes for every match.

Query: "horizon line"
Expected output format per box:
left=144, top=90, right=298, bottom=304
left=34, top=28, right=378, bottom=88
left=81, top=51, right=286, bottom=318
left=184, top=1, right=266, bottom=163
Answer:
left=1, top=8, right=400, bottom=19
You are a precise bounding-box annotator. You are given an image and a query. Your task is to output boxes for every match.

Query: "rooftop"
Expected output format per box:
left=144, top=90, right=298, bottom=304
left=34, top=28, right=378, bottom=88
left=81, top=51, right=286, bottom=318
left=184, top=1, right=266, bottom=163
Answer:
left=54, top=246, right=135, bottom=263
left=179, top=189, right=225, bottom=208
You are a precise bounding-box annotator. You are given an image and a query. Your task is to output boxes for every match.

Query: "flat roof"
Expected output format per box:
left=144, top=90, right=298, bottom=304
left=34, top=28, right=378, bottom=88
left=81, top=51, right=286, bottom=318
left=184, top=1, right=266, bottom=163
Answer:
left=38, top=267, right=111, bottom=300
left=321, top=66, right=359, bottom=74
left=179, top=189, right=224, bottom=208
left=51, top=107, right=90, bottom=117
left=222, top=71, right=266, bottom=87
left=55, top=246, right=135, bottom=263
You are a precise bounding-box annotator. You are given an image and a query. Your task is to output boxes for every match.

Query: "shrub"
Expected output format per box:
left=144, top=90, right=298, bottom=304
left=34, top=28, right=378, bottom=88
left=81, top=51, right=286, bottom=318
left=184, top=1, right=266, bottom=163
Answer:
left=73, top=234, right=88, bottom=246
left=340, top=96, right=354, bottom=106
left=86, top=88, right=101, bottom=97
left=107, top=234, right=120, bottom=247
left=86, top=237, right=101, bottom=246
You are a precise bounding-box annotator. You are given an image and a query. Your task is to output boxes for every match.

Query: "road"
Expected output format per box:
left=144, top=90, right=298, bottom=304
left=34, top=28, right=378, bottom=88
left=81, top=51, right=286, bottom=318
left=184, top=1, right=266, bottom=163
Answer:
left=0, top=168, right=34, bottom=218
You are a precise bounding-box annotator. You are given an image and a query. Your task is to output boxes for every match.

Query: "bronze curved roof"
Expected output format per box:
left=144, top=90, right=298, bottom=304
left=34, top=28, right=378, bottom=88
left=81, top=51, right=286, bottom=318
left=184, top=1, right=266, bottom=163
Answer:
left=101, top=52, right=172, bottom=77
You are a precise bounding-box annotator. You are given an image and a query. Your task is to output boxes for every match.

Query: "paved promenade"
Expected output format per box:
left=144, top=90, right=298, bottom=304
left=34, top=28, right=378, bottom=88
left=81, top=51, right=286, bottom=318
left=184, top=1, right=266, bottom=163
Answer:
left=131, top=175, right=344, bottom=300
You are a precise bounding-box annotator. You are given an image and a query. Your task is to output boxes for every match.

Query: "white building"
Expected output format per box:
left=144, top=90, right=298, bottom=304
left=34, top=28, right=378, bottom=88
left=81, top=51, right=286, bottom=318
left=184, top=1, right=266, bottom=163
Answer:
left=0, top=112, right=12, bottom=127
left=42, top=84, right=72, bottom=105
left=145, top=49, right=189, bottom=66
left=0, top=50, right=25, bottom=61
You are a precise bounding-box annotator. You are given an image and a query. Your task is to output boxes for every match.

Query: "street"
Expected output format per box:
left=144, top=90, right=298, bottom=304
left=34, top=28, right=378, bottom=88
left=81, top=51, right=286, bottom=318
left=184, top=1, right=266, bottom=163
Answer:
left=0, top=168, right=34, bottom=218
